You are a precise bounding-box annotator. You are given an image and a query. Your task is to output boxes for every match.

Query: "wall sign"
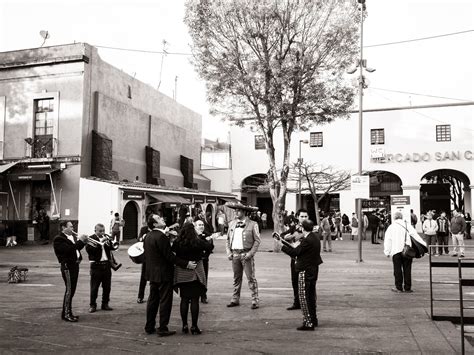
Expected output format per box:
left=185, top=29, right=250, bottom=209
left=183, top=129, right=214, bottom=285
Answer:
left=373, top=150, right=473, bottom=163
left=123, top=191, right=145, bottom=200
left=351, top=175, right=370, bottom=199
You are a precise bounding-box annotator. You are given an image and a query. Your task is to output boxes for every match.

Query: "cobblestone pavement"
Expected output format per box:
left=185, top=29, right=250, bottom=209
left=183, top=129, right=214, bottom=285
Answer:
left=1, top=231, right=473, bottom=354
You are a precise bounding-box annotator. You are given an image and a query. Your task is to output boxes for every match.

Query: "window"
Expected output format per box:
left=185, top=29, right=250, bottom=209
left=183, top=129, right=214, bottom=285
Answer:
left=371, top=129, right=385, bottom=145
left=254, top=135, right=265, bottom=150
left=436, top=125, right=451, bottom=142
left=309, top=132, right=323, bottom=147
left=34, top=98, right=54, bottom=136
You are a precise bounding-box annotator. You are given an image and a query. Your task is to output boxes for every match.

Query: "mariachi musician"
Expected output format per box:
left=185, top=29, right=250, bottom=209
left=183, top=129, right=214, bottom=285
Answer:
left=86, top=223, right=119, bottom=313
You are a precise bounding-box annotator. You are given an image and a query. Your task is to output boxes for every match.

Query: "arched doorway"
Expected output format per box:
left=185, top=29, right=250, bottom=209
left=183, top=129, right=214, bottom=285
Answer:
left=123, top=201, right=139, bottom=240
left=367, top=171, right=403, bottom=210
left=241, top=173, right=273, bottom=229
left=421, top=169, right=470, bottom=216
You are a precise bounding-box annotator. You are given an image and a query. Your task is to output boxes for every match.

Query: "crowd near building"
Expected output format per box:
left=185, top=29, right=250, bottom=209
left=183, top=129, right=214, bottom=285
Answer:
left=0, top=43, right=237, bottom=243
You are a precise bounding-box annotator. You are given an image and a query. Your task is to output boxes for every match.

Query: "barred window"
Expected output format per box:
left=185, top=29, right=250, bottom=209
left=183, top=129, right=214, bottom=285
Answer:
left=34, top=98, right=54, bottom=136
left=254, top=135, right=265, bottom=150
left=371, top=129, right=385, bottom=145
left=309, top=132, right=323, bottom=147
left=436, top=125, right=451, bottom=142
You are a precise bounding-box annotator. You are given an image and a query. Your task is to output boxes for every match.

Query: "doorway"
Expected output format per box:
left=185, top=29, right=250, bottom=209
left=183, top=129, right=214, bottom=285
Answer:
left=123, top=201, right=139, bottom=240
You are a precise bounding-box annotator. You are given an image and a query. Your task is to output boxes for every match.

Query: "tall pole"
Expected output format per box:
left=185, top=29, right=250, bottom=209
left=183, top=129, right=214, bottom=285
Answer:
left=298, top=140, right=302, bottom=211
left=356, top=0, right=365, bottom=263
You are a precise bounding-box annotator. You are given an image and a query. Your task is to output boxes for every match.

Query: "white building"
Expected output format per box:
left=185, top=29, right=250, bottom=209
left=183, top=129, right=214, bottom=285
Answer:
left=202, top=104, right=474, bottom=229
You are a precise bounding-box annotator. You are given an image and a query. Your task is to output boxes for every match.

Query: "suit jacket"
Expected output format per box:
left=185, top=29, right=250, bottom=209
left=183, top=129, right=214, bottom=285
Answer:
left=144, top=229, right=188, bottom=283
left=225, top=218, right=261, bottom=258
left=86, top=234, right=118, bottom=262
left=281, top=231, right=323, bottom=272
left=53, top=232, right=85, bottom=265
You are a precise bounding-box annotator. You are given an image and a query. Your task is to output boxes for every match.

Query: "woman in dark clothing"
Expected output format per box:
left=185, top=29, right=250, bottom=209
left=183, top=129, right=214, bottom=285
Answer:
left=172, top=222, right=214, bottom=335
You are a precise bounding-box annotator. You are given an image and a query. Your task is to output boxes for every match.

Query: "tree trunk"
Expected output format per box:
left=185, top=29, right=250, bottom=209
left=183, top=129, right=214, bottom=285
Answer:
left=313, top=199, right=321, bottom=226
left=271, top=192, right=286, bottom=251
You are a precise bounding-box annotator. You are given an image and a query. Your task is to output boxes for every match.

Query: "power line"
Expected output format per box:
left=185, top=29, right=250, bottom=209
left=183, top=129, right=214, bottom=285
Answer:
left=365, top=29, right=474, bottom=48
left=94, top=44, right=192, bottom=56
left=370, top=87, right=471, bottom=102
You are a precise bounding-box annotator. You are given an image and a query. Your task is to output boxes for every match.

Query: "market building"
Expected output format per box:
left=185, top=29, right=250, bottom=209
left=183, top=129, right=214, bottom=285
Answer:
left=202, top=104, right=474, bottom=229
left=0, top=43, right=236, bottom=242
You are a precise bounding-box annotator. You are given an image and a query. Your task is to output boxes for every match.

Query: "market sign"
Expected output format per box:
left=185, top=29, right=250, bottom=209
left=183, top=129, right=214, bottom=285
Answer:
left=193, top=195, right=205, bottom=204
left=372, top=150, right=473, bottom=163
left=123, top=191, right=145, bottom=200
left=206, top=196, right=217, bottom=203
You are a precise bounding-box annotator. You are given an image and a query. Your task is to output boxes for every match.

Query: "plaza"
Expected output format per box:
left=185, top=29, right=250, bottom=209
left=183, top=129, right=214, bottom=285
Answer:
left=1, top=231, right=473, bottom=354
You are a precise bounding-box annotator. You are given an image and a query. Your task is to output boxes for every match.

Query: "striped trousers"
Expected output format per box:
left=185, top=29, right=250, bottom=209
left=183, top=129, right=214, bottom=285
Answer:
left=298, top=268, right=318, bottom=327
left=60, top=263, right=79, bottom=318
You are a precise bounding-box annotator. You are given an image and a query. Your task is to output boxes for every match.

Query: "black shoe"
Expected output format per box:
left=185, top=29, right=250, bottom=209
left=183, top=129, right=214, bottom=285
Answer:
left=201, top=297, right=208, bottom=304
left=227, top=302, right=240, bottom=307
left=297, top=324, right=314, bottom=331
left=158, top=330, right=176, bottom=337
left=101, top=304, right=113, bottom=311
left=63, top=315, right=78, bottom=322
left=137, top=298, right=144, bottom=304
left=251, top=303, right=259, bottom=309
left=70, top=314, right=79, bottom=321
left=286, top=304, right=301, bottom=310
left=182, top=325, right=189, bottom=334
left=405, top=289, right=414, bottom=293
left=145, top=328, right=156, bottom=335
left=190, top=326, right=201, bottom=335
left=89, top=306, right=97, bottom=313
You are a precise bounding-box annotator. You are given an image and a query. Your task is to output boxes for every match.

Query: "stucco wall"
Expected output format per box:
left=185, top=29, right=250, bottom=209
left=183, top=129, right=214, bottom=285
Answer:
left=201, top=169, right=233, bottom=193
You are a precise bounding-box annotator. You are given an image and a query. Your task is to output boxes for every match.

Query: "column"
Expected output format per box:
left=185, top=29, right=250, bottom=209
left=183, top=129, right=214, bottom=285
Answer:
left=402, top=185, right=421, bottom=232
left=464, top=186, right=473, bottom=216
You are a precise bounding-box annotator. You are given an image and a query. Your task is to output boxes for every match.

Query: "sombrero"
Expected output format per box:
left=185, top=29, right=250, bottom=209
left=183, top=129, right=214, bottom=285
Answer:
left=226, top=202, right=258, bottom=212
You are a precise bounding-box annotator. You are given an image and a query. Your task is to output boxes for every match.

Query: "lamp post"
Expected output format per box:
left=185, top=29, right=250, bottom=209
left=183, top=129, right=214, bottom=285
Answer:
left=348, top=0, right=375, bottom=262
left=298, top=139, right=309, bottom=211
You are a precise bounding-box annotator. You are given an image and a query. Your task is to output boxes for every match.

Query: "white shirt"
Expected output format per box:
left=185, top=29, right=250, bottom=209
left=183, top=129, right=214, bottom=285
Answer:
left=231, top=226, right=244, bottom=250
left=66, top=234, right=80, bottom=260
left=99, top=236, right=108, bottom=261
left=384, top=219, right=426, bottom=257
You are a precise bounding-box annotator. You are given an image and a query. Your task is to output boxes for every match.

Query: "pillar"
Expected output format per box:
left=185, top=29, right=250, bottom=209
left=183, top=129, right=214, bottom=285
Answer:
left=402, top=185, right=421, bottom=232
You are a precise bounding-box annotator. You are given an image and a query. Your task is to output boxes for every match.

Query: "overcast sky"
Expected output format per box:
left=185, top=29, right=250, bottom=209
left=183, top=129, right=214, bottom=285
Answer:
left=1, top=0, right=473, bottom=141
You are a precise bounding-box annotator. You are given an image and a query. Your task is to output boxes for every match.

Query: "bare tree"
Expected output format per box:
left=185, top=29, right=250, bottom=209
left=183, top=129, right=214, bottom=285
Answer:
left=289, top=162, right=351, bottom=225
left=185, top=0, right=359, bottom=233
left=423, top=171, right=467, bottom=211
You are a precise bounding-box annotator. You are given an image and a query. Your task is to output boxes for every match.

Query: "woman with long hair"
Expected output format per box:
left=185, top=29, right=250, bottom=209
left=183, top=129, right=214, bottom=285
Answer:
left=172, top=222, right=214, bottom=335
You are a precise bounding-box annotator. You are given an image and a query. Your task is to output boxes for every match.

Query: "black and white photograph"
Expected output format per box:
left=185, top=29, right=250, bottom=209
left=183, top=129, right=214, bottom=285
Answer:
left=0, top=0, right=473, bottom=353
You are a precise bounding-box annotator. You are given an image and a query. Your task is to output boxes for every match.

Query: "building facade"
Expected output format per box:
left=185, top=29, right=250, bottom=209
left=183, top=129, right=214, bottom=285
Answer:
left=203, top=104, right=474, bottom=229
left=0, top=43, right=234, bottom=241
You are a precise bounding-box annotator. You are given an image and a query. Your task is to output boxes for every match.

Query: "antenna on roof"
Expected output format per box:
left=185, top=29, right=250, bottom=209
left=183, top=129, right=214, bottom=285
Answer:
left=39, top=30, right=50, bottom=47
left=157, top=39, right=168, bottom=90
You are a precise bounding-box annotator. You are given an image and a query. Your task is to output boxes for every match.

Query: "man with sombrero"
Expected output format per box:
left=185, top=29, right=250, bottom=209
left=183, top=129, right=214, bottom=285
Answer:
left=225, top=202, right=261, bottom=309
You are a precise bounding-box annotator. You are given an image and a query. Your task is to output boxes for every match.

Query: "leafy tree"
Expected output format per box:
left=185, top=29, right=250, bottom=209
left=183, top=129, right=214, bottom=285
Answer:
left=289, top=162, right=351, bottom=225
left=185, top=0, right=359, bottom=233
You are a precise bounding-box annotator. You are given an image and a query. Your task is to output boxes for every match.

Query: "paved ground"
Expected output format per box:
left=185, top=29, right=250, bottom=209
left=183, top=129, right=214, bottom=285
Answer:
left=1, top=231, right=474, bottom=354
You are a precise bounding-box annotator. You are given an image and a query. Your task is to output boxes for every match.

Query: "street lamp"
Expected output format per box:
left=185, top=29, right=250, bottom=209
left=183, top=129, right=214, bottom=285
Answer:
left=348, top=0, right=375, bottom=262
left=298, top=139, right=309, bottom=211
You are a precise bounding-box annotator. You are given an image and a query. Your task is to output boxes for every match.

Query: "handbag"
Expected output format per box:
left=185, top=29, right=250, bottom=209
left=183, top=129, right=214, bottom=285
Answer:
left=401, top=222, right=416, bottom=258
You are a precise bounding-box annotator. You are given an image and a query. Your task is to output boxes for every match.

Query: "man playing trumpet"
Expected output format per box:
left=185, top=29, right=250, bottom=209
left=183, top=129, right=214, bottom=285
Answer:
left=86, top=223, right=119, bottom=313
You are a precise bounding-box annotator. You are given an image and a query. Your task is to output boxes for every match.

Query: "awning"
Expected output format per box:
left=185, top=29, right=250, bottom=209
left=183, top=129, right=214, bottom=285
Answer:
left=0, top=162, right=18, bottom=174
left=147, top=193, right=191, bottom=204
left=219, top=197, right=239, bottom=203
left=7, top=167, right=60, bottom=181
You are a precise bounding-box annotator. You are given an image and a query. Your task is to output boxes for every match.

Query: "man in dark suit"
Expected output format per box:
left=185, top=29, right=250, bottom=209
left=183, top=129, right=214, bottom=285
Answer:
left=280, top=219, right=323, bottom=331
left=144, top=214, right=197, bottom=337
left=86, top=223, right=119, bottom=313
left=53, top=220, right=87, bottom=322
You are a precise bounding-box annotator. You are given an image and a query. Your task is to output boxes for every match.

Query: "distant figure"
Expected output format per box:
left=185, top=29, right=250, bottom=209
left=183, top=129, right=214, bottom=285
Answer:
left=110, top=213, right=125, bottom=242
left=320, top=213, right=332, bottom=252
left=334, top=212, right=342, bottom=240
left=261, top=212, right=268, bottom=230
left=465, top=213, right=472, bottom=240
left=217, top=210, right=226, bottom=236
left=410, top=209, right=418, bottom=229
left=436, top=212, right=450, bottom=256
left=450, top=209, right=467, bottom=258
left=384, top=211, right=426, bottom=293
left=350, top=213, right=358, bottom=241
left=341, top=214, right=350, bottom=233
left=369, top=213, right=380, bottom=245
left=422, top=213, right=438, bottom=256
left=36, top=209, right=50, bottom=244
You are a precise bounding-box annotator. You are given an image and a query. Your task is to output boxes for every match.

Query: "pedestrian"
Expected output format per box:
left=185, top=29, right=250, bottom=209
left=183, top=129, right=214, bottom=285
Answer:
left=384, top=211, right=426, bottom=293
left=280, top=219, right=323, bottom=331
left=450, top=209, right=467, bottom=258
left=110, top=212, right=125, bottom=242
left=144, top=214, right=197, bottom=336
left=194, top=218, right=213, bottom=304
left=362, top=213, right=369, bottom=241
left=53, top=221, right=88, bottom=322
left=422, top=213, right=438, bottom=255
left=86, top=224, right=119, bottom=313
left=137, top=223, right=150, bottom=304
left=217, top=210, right=226, bottom=236
left=320, top=213, right=332, bottom=252
left=261, top=212, right=268, bottom=230
left=334, top=212, right=343, bottom=240
left=410, top=209, right=418, bottom=229
left=436, top=212, right=450, bottom=256
left=369, top=212, right=380, bottom=244
left=341, top=213, right=350, bottom=233
left=36, top=208, right=50, bottom=244
left=172, top=222, right=214, bottom=335
left=3, top=222, right=17, bottom=247
left=225, top=202, right=261, bottom=309
left=350, top=213, right=358, bottom=241
left=465, top=212, right=472, bottom=240
left=280, top=209, right=308, bottom=310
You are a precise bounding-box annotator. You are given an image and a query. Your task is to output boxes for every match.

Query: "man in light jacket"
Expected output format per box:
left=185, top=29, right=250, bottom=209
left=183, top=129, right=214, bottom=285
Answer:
left=450, top=209, right=467, bottom=258
left=422, top=213, right=438, bottom=256
left=384, top=212, right=426, bottom=293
